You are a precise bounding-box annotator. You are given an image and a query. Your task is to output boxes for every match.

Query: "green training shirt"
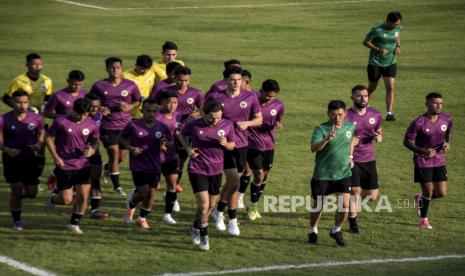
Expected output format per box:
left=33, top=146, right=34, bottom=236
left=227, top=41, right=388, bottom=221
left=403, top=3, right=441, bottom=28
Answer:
left=365, top=24, right=403, bottom=67
left=311, top=121, right=355, bottom=181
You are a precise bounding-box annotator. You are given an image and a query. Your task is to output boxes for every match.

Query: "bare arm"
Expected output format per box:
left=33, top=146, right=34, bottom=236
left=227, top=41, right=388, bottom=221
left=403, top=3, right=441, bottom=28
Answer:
left=237, top=112, right=263, bottom=130
left=45, top=134, right=64, bottom=167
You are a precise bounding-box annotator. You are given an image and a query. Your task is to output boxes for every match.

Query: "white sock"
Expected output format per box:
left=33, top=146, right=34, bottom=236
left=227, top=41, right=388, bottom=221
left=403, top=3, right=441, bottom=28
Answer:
left=332, top=226, right=341, bottom=233
left=310, top=227, right=318, bottom=234
left=387, top=112, right=392, bottom=115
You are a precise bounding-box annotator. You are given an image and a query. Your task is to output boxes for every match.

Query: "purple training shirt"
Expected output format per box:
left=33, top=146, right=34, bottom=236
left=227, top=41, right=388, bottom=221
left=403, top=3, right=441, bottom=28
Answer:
left=248, top=98, right=285, bottom=151
left=0, top=111, right=44, bottom=156
left=155, top=111, right=183, bottom=163
left=44, top=88, right=87, bottom=117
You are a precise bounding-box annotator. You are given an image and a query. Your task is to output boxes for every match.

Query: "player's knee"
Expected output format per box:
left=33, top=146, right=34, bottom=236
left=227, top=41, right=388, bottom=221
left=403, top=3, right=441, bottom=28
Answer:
left=63, top=196, right=74, bottom=205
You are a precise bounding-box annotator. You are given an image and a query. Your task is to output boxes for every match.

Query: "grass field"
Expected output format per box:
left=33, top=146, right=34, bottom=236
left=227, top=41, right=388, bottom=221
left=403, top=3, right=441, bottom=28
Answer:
left=1, top=0, right=465, bottom=275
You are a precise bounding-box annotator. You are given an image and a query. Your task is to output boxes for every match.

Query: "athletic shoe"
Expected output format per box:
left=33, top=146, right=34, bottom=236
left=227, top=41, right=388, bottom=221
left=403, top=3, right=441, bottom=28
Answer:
left=67, top=224, right=84, bottom=234
left=90, top=210, right=109, bottom=220
left=45, top=193, right=57, bottom=212
left=419, top=218, right=432, bottom=229
left=38, top=184, right=45, bottom=192
left=124, top=208, right=135, bottom=224
left=199, top=235, right=210, bottom=251
left=228, top=218, right=240, bottom=236
left=136, top=217, right=150, bottom=230
left=173, top=200, right=181, bottom=212
left=188, top=225, right=201, bottom=245
left=329, top=229, right=346, bottom=246
left=348, top=217, right=359, bottom=234
left=12, top=221, right=23, bottom=232
left=176, top=184, right=183, bottom=193
left=163, top=213, right=177, bottom=225
left=413, top=193, right=421, bottom=217
left=237, top=194, right=245, bottom=209
left=126, top=188, right=136, bottom=209
left=308, top=232, right=318, bottom=245
left=47, top=172, right=57, bottom=190
left=247, top=205, right=259, bottom=221
left=102, top=164, right=110, bottom=184
left=114, top=187, right=126, bottom=196
left=386, top=114, right=396, bottom=121
left=211, top=209, right=226, bottom=231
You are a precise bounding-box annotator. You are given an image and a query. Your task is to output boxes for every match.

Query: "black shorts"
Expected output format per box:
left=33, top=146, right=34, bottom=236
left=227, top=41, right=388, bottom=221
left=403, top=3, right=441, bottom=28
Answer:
left=162, top=158, right=180, bottom=175
left=367, top=63, right=397, bottom=82
left=3, top=153, right=40, bottom=185
left=188, top=173, right=222, bottom=195
left=89, top=153, right=102, bottom=165
left=224, top=147, right=248, bottom=173
left=247, top=148, right=274, bottom=171
left=54, top=166, right=91, bottom=191
left=351, top=161, right=379, bottom=190
left=100, top=129, right=126, bottom=148
left=414, top=166, right=448, bottom=183
left=177, top=148, right=188, bottom=162
left=311, top=177, right=352, bottom=199
left=132, top=171, right=161, bottom=188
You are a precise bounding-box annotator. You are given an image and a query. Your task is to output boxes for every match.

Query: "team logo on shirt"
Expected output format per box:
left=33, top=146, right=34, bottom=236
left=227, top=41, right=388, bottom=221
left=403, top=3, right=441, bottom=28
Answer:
left=27, top=123, right=36, bottom=130
left=345, top=131, right=352, bottom=138
left=175, top=122, right=180, bottom=129
left=41, top=83, right=47, bottom=91
left=187, top=97, right=194, bottom=105
left=155, top=131, right=162, bottom=138
left=68, top=128, right=73, bottom=132
left=11, top=125, right=16, bottom=130
left=96, top=120, right=101, bottom=127
left=82, top=128, right=90, bottom=136
left=146, top=78, right=152, bottom=84
left=121, top=90, right=129, bottom=97
left=66, top=101, right=71, bottom=105
left=199, top=130, right=204, bottom=135
left=441, top=124, right=448, bottom=132
left=104, top=91, right=108, bottom=95
left=217, top=130, right=226, bottom=137
left=395, top=32, right=400, bottom=38
left=369, top=117, right=376, bottom=125
left=138, top=131, right=144, bottom=136
left=426, top=128, right=430, bottom=132
left=270, top=109, right=277, bottom=116
left=240, top=101, right=248, bottom=109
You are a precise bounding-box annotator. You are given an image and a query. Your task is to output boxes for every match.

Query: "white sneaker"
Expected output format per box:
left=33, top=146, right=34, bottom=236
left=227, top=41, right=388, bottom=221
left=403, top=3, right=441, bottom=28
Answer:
left=67, top=224, right=84, bottom=234
left=211, top=210, right=226, bottom=231
left=173, top=200, right=181, bottom=212
left=124, top=208, right=135, bottom=224
left=199, top=235, right=210, bottom=251
left=163, top=213, right=177, bottom=225
left=228, top=218, right=240, bottom=236
left=237, top=193, right=245, bottom=209
left=115, top=187, right=127, bottom=196
left=188, top=225, right=200, bottom=245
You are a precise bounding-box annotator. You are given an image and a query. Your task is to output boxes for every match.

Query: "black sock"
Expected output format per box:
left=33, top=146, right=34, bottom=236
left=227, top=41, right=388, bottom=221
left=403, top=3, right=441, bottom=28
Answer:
left=239, top=174, right=251, bottom=194
left=251, top=183, right=261, bottom=203
left=217, top=201, right=227, bottom=212
left=70, top=213, right=83, bottom=226
left=200, top=223, right=208, bottom=237
left=420, top=196, right=431, bottom=218
left=11, top=209, right=21, bottom=222
left=228, top=208, right=237, bottom=220
left=140, top=208, right=150, bottom=218
left=165, top=191, right=177, bottom=213
left=110, top=173, right=120, bottom=190
left=193, top=220, right=200, bottom=229
left=90, top=197, right=101, bottom=211
left=260, top=183, right=266, bottom=193
left=37, top=156, right=46, bottom=177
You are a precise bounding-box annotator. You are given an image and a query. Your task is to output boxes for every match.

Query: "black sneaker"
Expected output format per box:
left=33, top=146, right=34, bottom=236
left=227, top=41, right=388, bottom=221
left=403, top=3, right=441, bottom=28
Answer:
left=348, top=217, right=359, bottom=234
left=308, top=232, right=318, bottom=245
left=386, top=114, right=396, bottom=121
left=329, top=230, right=346, bottom=246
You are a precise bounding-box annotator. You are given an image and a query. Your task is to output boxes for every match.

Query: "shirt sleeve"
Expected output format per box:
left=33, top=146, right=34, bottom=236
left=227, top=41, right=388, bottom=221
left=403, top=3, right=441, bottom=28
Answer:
left=226, top=121, right=236, bottom=143
left=36, top=116, right=45, bottom=132
left=311, top=125, right=325, bottom=144
left=131, top=84, right=142, bottom=103
left=250, top=95, right=261, bottom=118
left=47, top=120, right=58, bottom=137
left=44, top=93, right=58, bottom=113
left=364, top=28, right=378, bottom=42
left=277, top=104, right=285, bottom=123
left=91, top=123, right=100, bottom=143
left=404, top=119, right=418, bottom=141
left=195, top=92, right=204, bottom=108
left=44, top=78, right=53, bottom=96
left=7, top=79, right=22, bottom=96
left=181, top=120, right=194, bottom=137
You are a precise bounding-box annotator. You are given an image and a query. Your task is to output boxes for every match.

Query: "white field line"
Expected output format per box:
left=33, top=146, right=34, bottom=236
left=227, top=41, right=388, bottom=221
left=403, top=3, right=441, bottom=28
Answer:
left=155, top=254, right=465, bottom=276
left=51, top=0, right=385, bottom=11
left=0, top=255, right=57, bottom=276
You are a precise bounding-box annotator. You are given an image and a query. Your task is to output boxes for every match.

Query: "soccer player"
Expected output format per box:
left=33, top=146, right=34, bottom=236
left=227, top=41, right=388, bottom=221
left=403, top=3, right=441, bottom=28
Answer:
left=123, top=54, right=155, bottom=119
left=244, top=79, right=285, bottom=220
left=90, top=57, right=141, bottom=195
left=309, top=100, right=355, bottom=246
left=151, top=41, right=184, bottom=84
left=45, top=98, right=100, bottom=234
left=205, top=59, right=241, bottom=97
left=155, top=90, right=183, bottom=224
left=120, top=99, right=173, bottom=230
left=206, top=66, right=262, bottom=236
left=403, top=92, right=452, bottom=229
left=149, top=61, right=182, bottom=98
left=0, top=91, right=44, bottom=231
left=179, top=101, right=236, bottom=251
left=363, top=11, right=403, bottom=121
left=345, top=85, right=382, bottom=233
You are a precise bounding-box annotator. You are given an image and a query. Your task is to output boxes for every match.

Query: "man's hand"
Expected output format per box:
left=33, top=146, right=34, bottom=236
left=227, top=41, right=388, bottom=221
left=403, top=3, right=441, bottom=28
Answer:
left=54, top=156, right=65, bottom=168
left=129, top=146, right=143, bottom=156
left=188, top=148, right=199, bottom=158
left=100, top=106, right=111, bottom=116
left=4, top=146, right=20, bottom=157
left=83, top=145, right=95, bottom=158
left=236, top=121, right=250, bottom=131
left=27, top=143, right=42, bottom=153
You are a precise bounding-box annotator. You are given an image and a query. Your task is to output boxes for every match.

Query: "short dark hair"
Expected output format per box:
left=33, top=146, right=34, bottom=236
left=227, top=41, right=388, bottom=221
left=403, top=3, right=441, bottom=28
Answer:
left=175, top=66, right=191, bottom=76
left=262, top=79, right=280, bottom=93
left=203, top=101, right=223, bottom=114
left=327, top=100, right=346, bottom=111
left=105, top=57, right=122, bottom=68
left=162, top=41, right=178, bottom=52
left=26, top=53, right=41, bottom=63
left=159, top=89, right=178, bottom=103
left=224, top=66, right=242, bottom=79
left=142, top=98, right=158, bottom=107
left=85, top=93, right=100, bottom=101
left=387, top=11, right=402, bottom=22
left=12, top=90, right=29, bottom=98
left=166, top=61, right=182, bottom=74
left=224, top=59, right=241, bottom=69
left=426, top=92, right=443, bottom=101
left=136, top=54, right=153, bottom=69
left=68, top=70, right=85, bottom=81
left=241, top=69, right=252, bottom=79
left=73, top=98, right=91, bottom=114
left=351, top=84, right=368, bottom=95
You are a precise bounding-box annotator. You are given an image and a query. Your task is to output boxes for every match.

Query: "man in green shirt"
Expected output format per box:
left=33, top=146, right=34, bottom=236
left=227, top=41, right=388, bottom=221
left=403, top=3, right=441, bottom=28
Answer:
left=309, top=100, right=355, bottom=246
left=363, top=12, right=402, bottom=121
